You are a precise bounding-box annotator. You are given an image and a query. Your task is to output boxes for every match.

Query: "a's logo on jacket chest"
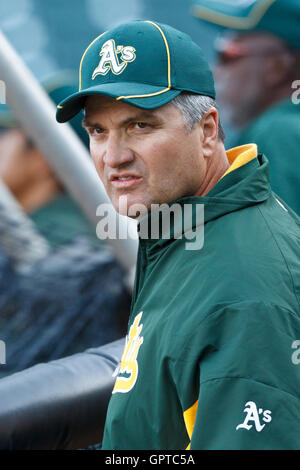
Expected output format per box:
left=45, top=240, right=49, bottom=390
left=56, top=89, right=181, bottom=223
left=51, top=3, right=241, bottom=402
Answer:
left=113, top=312, right=144, bottom=394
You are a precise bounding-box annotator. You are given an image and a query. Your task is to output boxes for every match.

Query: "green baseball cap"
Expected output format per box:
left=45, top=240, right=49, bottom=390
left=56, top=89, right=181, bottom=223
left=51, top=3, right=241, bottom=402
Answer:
left=191, top=0, right=300, bottom=51
left=56, top=20, right=215, bottom=123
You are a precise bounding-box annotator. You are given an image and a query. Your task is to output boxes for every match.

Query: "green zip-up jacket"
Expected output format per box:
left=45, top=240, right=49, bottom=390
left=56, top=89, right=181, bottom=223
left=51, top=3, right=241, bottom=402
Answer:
left=102, top=147, right=300, bottom=450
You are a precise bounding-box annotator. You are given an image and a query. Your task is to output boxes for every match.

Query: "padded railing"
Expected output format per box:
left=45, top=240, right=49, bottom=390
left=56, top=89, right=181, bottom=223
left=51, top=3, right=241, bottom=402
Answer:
left=0, top=338, right=124, bottom=450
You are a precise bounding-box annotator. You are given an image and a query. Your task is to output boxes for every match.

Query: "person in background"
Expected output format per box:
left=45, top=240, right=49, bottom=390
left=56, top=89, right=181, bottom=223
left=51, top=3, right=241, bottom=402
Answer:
left=191, top=0, right=300, bottom=214
left=0, top=71, right=99, bottom=248
left=0, top=72, right=131, bottom=377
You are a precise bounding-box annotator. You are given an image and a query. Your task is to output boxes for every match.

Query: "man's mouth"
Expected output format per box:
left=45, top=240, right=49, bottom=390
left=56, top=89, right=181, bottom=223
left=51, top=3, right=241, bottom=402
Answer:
left=110, top=174, right=142, bottom=188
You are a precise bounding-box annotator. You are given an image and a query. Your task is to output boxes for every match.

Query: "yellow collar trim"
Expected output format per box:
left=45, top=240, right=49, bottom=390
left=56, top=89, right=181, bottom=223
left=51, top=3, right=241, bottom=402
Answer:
left=222, top=143, right=258, bottom=179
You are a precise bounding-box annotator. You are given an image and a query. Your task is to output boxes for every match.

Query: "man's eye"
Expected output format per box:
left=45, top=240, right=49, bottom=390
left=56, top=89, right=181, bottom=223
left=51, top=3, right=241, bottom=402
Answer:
left=93, top=127, right=103, bottom=135
left=87, top=127, right=103, bottom=136
left=134, top=122, right=150, bottom=129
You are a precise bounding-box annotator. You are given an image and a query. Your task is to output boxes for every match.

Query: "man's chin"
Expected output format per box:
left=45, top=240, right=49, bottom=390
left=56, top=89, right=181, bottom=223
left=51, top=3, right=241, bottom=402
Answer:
left=114, top=194, right=149, bottom=219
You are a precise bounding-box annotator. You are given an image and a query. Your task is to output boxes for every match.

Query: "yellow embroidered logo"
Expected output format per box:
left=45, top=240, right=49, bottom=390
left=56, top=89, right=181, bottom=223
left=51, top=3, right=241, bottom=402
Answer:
left=92, top=39, right=136, bottom=79
left=113, top=312, right=144, bottom=394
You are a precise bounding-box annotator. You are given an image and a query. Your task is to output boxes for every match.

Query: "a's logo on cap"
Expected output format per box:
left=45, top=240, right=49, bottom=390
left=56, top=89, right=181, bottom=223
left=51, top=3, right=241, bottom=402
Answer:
left=92, top=39, right=136, bottom=79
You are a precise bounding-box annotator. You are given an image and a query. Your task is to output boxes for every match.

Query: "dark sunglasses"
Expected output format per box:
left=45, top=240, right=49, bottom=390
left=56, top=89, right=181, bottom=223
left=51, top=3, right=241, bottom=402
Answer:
left=215, top=38, right=287, bottom=65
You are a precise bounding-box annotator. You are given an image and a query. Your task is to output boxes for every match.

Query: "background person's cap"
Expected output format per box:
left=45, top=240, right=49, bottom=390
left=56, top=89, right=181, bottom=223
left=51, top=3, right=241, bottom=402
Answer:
left=0, top=70, right=89, bottom=148
left=190, top=0, right=300, bottom=52
left=56, top=20, right=216, bottom=123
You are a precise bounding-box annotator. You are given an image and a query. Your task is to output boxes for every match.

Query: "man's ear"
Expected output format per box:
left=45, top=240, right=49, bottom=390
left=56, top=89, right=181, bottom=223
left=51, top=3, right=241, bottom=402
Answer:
left=199, top=108, right=219, bottom=159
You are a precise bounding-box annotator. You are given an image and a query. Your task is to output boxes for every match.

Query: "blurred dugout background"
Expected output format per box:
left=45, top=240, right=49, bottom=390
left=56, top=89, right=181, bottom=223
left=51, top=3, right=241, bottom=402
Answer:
left=0, top=1, right=221, bottom=378
left=0, top=0, right=218, bottom=79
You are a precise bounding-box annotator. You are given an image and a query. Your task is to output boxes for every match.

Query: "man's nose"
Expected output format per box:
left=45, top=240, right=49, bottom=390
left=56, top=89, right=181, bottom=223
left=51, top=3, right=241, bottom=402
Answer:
left=103, top=133, right=134, bottom=168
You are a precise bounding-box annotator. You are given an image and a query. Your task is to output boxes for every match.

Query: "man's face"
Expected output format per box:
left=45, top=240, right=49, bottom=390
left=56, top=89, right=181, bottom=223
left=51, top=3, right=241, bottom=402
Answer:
left=84, top=96, right=206, bottom=217
left=214, top=32, right=286, bottom=128
left=0, top=128, right=60, bottom=211
left=0, top=129, right=35, bottom=193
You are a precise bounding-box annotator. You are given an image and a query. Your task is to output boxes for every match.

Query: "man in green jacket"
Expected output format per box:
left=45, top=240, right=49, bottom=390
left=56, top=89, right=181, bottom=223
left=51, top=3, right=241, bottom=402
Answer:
left=191, top=0, right=300, bottom=214
left=56, top=20, right=300, bottom=450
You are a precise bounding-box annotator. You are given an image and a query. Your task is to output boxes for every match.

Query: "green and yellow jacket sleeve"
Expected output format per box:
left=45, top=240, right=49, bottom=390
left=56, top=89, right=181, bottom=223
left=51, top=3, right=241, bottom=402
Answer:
left=177, top=301, right=300, bottom=450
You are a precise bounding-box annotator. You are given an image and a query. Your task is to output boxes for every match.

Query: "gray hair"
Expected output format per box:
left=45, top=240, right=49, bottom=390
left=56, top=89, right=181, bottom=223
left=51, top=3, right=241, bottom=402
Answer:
left=171, top=92, right=226, bottom=142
